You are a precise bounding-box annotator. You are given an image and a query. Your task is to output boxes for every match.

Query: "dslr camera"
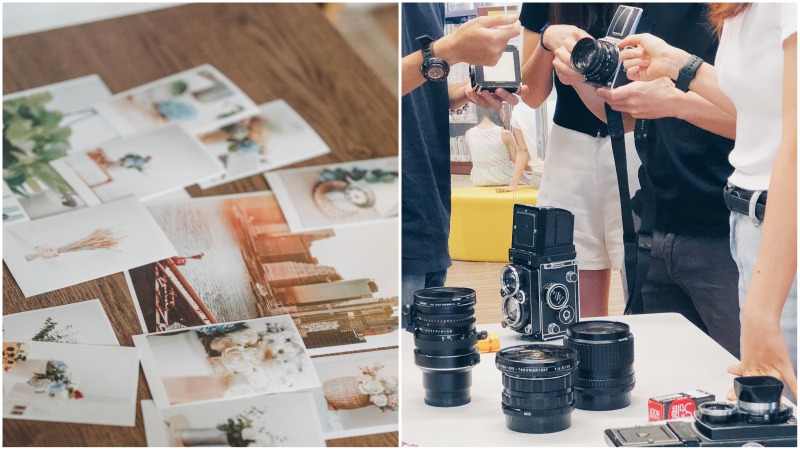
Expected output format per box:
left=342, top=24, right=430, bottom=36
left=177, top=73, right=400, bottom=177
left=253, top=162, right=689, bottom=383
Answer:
left=570, top=5, right=643, bottom=88
left=500, top=204, right=579, bottom=340
left=470, top=45, right=521, bottom=94
left=605, top=376, right=798, bottom=447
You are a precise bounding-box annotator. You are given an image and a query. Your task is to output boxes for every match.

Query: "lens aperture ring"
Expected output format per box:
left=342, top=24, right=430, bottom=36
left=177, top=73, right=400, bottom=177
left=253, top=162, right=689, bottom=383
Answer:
left=573, top=374, right=635, bottom=390
left=502, top=388, right=574, bottom=410
left=414, top=349, right=480, bottom=371
left=502, top=372, right=573, bottom=393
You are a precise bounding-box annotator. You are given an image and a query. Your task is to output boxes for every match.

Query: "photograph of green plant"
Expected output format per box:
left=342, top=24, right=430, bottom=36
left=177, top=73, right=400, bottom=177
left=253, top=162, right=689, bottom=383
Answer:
left=3, top=92, right=87, bottom=220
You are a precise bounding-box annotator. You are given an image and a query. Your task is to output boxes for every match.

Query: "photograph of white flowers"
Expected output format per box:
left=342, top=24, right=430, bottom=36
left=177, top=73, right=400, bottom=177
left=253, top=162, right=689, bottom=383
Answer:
left=94, top=64, right=259, bottom=136
left=3, top=299, right=118, bottom=345
left=311, top=348, right=399, bottom=439
left=3, top=197, right=177, bottom=297
left=2, top=340, right=139, bottom=426
left=126, top=191, right=399, bottom=355
left=50, top=124, right=224, bottom=205
left=141, top=392, right=326, bottom=447
left=265, top=156, right=398, bottom=232
left=4, top=75, right=119, bottom=222
left=197, top=99, right=330, bottom=189
left=134, top=315, right=320, bottom=409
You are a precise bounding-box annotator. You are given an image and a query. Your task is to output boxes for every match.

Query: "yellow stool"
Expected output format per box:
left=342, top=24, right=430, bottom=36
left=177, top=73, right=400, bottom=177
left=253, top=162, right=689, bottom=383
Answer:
left=449, top=186, right=538, bottom=262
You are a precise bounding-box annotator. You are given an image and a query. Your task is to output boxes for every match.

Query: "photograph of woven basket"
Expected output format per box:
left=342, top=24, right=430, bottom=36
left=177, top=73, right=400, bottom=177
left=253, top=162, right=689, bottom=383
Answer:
left=322, top=376, right=371, bottom=410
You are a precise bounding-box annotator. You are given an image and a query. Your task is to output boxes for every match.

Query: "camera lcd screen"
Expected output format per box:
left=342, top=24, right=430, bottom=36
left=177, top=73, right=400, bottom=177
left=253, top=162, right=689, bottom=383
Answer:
left=482, top=52, right=518, bottom=82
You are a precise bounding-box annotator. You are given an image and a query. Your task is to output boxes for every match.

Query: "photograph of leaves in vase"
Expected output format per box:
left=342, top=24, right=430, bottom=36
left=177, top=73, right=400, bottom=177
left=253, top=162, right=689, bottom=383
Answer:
left=3, top=93, right=92, bottom=219
left=128, top=193, right=399, bottom=351
left=4, top=343, right=83, bottom=404
left=174, top=406, right=286, bottom=447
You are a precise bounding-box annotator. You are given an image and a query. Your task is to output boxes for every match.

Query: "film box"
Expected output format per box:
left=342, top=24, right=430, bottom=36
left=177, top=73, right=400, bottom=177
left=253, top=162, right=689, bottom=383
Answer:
left=648, top=390, right=715, bottom=422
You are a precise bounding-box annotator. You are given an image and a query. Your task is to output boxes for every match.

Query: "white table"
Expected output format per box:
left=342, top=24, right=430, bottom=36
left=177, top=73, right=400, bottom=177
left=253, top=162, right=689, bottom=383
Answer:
left=400, top=313, right=794, bottom=447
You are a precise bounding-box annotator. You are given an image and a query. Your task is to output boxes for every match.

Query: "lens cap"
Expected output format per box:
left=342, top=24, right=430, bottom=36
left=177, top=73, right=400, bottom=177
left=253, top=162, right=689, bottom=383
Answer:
left=734, top=376, right=784, bottom=404
left=496, top=345, right=578, bottom=377
left=567, top=320, right=630, bottom=342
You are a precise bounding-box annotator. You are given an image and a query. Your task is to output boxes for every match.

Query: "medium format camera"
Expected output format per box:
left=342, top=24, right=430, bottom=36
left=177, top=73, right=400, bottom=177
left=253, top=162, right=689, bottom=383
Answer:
left=605, top=376, right=798, bottom=447
left=470, top=45, right=522, bottom=94
left=500, top=205, right=579, bottom=340
left=407, top=287, right=488, bottom=407
left=570, top=5, right=643, bottom=88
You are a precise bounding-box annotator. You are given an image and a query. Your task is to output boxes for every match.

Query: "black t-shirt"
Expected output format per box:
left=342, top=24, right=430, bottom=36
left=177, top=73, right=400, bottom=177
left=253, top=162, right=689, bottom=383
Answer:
left=401, top=3, right=452, bottom=274
left=636, top=3, right=735, bottom=235
left=520, top=3, right=609, bottom=138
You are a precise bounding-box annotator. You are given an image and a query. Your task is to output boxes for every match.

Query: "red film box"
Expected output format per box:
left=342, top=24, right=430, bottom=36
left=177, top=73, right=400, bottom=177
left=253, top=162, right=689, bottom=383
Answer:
left=648, top=390, right=715, bottom=422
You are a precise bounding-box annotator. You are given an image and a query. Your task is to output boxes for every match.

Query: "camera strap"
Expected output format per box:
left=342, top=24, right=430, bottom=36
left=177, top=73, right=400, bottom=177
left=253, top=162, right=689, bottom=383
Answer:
left=604, top=104, right=653, bottom=314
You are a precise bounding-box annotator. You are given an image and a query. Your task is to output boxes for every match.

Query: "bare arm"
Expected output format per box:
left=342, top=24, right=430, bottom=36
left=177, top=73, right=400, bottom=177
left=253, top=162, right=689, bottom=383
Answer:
left=519, top=28, right=554, bottom=108
left=498, top=127, right=531, bottom=193
left=502, top=129, right=515, bottom=161
left=728, top=34, right=797, bottom=400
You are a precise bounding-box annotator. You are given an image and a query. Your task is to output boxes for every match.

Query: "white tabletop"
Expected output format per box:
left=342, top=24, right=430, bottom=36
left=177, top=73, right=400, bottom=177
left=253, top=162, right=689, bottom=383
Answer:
left=400, top=313, right=794, bottom=447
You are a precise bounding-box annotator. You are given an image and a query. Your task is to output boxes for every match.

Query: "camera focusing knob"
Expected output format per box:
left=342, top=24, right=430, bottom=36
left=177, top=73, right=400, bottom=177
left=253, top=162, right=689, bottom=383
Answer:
left=548, top=323, right=561, bottom=335
left=524, top=324, right=533, bottom=335
left=566, top=271, right=578, bottom=283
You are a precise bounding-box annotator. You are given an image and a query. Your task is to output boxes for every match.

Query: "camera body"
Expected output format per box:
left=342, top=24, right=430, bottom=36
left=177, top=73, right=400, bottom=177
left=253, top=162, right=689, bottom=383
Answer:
left=500, top=205, right=579, bottom=340
left=605, top=376, right=798, bottom=447
left=470, top=45, right=521, bottom=94
left=570, top=5, right=643, bottom=88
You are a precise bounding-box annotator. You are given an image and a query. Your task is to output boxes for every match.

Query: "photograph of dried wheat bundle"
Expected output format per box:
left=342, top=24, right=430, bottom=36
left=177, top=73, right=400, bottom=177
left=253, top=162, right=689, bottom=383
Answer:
left=4, top=2, right=398, bottom=447
left=400, top=1, right=797, bottom=447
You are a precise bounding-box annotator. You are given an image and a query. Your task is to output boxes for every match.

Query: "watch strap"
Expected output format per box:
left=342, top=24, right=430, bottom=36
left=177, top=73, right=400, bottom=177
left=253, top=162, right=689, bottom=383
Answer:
left=675, top=55, right=703, bottom=93
left=539, top=23, right=552, bottom=52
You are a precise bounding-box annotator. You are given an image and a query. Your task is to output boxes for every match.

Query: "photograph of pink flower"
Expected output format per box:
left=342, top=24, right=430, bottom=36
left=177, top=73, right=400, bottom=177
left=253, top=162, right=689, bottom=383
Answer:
left=2, top=340, right=139, bottom=426
left=141, top=392, right=326, bottom=447
left=197, top=100, right=330, bottom=188
left=94, top=65, right=259, bottom=136
left=310, top=348, right=399, bottom=439
left=134, top=315, right=320, bottom=409
left=265, top=156, right=398, bottom=232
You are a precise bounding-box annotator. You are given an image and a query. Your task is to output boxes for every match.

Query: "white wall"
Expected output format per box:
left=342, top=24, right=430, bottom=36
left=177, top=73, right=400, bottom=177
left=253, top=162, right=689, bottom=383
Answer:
left=3, top=3, right=176, bottom=38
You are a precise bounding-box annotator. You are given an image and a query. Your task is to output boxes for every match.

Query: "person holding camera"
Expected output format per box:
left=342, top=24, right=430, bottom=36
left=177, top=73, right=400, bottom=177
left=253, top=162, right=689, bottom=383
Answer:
left=400, top=4, right=527, bottom=328
left=547, top=4, right=741, bottom=359
left=517, top=3, right=641, bottom=318
left=616, top=3, right=797, bottom=400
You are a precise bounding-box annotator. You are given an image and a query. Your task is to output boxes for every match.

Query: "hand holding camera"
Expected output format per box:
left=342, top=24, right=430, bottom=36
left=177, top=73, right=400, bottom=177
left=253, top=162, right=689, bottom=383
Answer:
left=616, top=33, right=693, bottom=82
left=434, top=15, right=521, bottom=66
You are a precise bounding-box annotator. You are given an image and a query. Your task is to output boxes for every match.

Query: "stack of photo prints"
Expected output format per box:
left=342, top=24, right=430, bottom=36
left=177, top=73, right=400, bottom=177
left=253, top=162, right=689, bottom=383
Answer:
left=2, top=65, right=400, bottom=446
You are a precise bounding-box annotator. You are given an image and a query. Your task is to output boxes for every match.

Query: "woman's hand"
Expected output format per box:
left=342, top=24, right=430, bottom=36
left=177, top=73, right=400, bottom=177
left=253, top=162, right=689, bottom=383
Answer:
left=726, top=307, right=798, bottom=401
left=552, top=40, right=586, bottom=86
left=542, top=24, right=591, bottom=53
left=617, top=33, right=692, bottom=82
left=464, top=86, right=529, bottom=109
left=496, top=184, right=517, bottom=193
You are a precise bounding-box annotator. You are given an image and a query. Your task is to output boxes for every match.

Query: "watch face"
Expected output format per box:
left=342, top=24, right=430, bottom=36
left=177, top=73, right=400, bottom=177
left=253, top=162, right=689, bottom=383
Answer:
left=428, top=64, right=446, bottom=80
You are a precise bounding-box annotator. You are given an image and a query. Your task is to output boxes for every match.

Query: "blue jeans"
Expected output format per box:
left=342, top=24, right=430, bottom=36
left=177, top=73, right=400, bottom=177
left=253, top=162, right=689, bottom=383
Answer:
left=401, top=269, right=447, bottom=330
left=729, top=211, right=798, bottom=375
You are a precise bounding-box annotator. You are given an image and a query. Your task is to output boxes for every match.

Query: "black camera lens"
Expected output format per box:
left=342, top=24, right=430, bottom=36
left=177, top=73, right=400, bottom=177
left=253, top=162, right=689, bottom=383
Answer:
left=564, top=320, right=635, bottom=411
left=735, top=376, right=784, bottom=415
left=496, top=345, right=578, bottom=433
left=571, top=37, right=620, bottom=86
left=411, top=287, right=486, bottom=407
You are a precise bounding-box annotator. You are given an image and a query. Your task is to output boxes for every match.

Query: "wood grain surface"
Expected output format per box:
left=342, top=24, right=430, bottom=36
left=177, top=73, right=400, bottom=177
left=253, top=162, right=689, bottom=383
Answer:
left=3, top=3, right=398, bottom=447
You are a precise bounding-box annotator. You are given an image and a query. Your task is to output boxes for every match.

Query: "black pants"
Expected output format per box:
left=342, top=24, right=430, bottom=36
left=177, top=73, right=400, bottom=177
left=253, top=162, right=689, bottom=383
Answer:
left=642, top=230, right=741, bottom=358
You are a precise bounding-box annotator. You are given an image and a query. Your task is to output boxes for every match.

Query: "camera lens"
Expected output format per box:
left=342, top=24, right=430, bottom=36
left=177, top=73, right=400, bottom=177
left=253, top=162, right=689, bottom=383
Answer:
left=734, top=376, right=783, bottom=415
left=564, top=320, right=635, bottom=411
left=571, top=37, right=620, bottom=86
left=495, top=345, right=578, bottom=433
left=501, top=264, right=521, bottom=297
left=412, top=287, right=486, bottom=407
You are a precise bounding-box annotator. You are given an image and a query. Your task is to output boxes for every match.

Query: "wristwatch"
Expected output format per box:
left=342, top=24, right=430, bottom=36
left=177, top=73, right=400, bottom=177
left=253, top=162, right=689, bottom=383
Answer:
left=675, top=55, right=704, bottom=93
left=417, top=35, right=449, bottom=82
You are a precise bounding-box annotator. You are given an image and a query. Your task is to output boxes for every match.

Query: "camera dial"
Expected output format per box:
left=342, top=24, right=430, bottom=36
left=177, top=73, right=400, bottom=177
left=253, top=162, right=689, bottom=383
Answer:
left=545, top=283, right=570, bottom=310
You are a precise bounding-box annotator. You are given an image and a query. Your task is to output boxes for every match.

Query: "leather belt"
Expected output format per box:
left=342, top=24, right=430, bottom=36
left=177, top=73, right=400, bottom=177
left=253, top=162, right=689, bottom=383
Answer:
left=723, top=183, right=767, bottom=221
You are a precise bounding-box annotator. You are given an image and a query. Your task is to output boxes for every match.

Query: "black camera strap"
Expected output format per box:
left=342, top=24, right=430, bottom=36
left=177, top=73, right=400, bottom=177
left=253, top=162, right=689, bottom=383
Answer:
left=604, top=104, right=653, bottom=314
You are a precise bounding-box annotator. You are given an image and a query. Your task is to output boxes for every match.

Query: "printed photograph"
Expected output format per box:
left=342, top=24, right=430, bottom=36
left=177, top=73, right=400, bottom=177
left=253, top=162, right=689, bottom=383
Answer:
left=94, top=65, right=259, bottom=136
left=3, top=197, right=177, bottom=297
left=50, top=124, right=224, bottom=205
left=3, top=299, right=118, bottom=345
left=141, top=392, right=326, bottom=447
left=126, top=192, right=399, bottom=355
left=2, top=340, right=139, bottom=426
left=134, top=315, right=320, bottom=409
left=3, top=182, right=29, bottom=225
left=197, top=100, right=330, bottom=189
left=265, top=156, right=398, bottom=232
left=311, top=348, right=399, bottom=439
left=3, top=75, right=119, bottom=221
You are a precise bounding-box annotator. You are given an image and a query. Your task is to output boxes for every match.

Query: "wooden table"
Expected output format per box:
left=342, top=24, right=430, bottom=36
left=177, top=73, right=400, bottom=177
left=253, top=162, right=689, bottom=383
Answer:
left=3, top=4, right=398, bottom=447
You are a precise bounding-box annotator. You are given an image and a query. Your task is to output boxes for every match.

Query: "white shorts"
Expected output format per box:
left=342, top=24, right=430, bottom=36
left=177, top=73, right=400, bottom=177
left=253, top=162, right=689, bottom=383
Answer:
left=537, top=124, right=641, bottom=270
